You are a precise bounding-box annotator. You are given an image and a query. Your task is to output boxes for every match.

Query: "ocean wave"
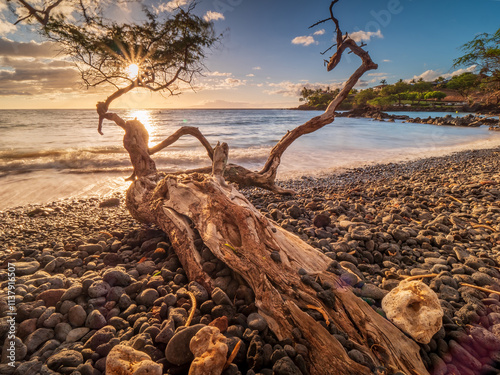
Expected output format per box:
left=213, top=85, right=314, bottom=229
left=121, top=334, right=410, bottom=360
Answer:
left=0, top=145, right=272, bottom=177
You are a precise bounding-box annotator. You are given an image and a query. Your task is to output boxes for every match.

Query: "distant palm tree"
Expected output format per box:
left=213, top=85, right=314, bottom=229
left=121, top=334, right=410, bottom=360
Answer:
left=380, top=79, right=387, bottom=86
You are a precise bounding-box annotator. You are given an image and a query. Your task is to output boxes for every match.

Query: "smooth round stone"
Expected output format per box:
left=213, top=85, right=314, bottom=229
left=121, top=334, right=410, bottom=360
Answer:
left=88, top=281, right=111, bottom=298
left=68, top=305, right=87, bottom=327
left=86, top=310, right=107, bottom=329
left=66, top=327, right=90, bottom=343
left=165, top=324, right=206, bottom=365
left=136, top=288, right=159, bottom=307
left=14, top=261, right=40, bottom=276
left=247, top=313, right=268, bottom=332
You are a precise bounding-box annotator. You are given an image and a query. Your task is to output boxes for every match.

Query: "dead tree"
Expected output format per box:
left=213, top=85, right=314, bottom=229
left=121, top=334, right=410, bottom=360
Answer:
left=12, top=1, right=430, bottom=373
left=106, top=4, right=428, bottom=374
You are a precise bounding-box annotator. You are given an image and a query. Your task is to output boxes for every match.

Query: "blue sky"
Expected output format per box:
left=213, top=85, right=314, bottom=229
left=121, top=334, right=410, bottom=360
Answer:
left=0, top=0, right=499, bottom=109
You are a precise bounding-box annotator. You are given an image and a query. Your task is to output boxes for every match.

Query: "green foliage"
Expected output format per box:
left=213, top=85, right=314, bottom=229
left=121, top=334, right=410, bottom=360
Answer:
left=354, top=88, right=377, bottom=105
left=424, top=91, right=447, bottom=101
left=446, top=72, right=480, bottom=100
left=300, top=87, right=340, bottom=108
left=42, top=2, right=220, bottom=94
left=454, top=27, right=500, bottom=76
left=367, top=95, right=396, bottom=108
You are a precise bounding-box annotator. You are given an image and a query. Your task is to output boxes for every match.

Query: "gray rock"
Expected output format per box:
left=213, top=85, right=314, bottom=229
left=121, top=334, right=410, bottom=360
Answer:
left=136, top=261, right=156, bottom=275
left=13, top=261, right=40, bottom=276
left=211, top=287, right=232, bottom=305
left=61, top=284, right=83, bottom=301
left=24, top=328, right=54, bottom=353
left=136, top=288, right=159, bottom=307
left=66, top=327, right=90, bottom=343
left=102, top=267, right=132, bottom=287
left=188, top=281, right=209, bottom=304
left=359, top=284, right=387, bottom=300
left=78, top=244, right=103, bottom=254
left=85, top=310, right=107, bottom=329
left=1, top=336, right=26, bottom=363
left=247, top=313, right=268, bottom=332
left=47, top=350, right=83, bottom=370
left=83, top=326, right=116, bottom=350
left=165, top=324, right=206, bottom=365
left=54, top=322, right=72, bottom=342
left=43, top=313, right=64, bottom=328
left=272, top=356, right=302, bottom=375
left=88, top=280, right=111, bottom=298
left=68, top=305, right=87, bottom=327
left=155, top=318, right=175, bottom=344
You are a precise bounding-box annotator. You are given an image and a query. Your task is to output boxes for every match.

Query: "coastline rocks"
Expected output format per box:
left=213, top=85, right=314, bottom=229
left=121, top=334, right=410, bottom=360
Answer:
left=382, top=280, right=444, bottom=344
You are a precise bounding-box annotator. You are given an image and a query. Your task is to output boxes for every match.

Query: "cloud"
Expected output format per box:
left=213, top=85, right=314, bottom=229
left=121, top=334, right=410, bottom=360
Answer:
left=0, top=18, right=15, bottom=36
left=155, top=0, right=189, bottom=13
left=291, top=36, right=317, bottom=46
left=206, top=71, right=232, bottom=77
left=367, top=72, right=388, bottom=77
left=252, top=66, right=261, bottom=70
left=409, top=65, right=477, bottom=82
left=313, top=29, right=325, bottom=36
left=246, top=73, right=255, bottom=77
left=265, top=81, right=340, bottom=97
left=203, top=11, right=224, bottom=22
left=382, top=59, right=392, bottom=63
left=349, top=30, right=383, bottom=43
left=0, top=58, right=80, bottom=96
left=0, top=38, right=60, bottom=57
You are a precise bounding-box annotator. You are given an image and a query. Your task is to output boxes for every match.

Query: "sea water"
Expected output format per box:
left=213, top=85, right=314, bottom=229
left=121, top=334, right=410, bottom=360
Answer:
left=1, top=109, right=499, bottom=210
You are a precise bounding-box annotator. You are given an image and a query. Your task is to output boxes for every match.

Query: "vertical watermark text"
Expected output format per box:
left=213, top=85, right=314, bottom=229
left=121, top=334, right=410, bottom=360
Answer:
left=6, top=263, right=17, bottom=367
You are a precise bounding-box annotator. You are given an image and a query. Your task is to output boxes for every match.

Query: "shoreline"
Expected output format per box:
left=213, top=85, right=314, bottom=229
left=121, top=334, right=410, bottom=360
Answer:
left=1, top=147, right=500, bottom=373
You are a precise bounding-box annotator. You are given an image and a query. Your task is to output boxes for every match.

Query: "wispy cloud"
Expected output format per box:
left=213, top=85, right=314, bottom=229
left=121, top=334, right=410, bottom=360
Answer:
left=313, top=29, right=325, bottom=36
left=155, top=0, right=189, bottom=13
left=203, top=11, right=224, bottom=22
left=410, top=65, right=477, bottom=82
left=0, top=38, right=60, bottom=57
left=291, top=36, right=318, bottom=46
left=349, top=30, right=383, bottom=43
left=367, top=72, right=388, bottom=77
left=382, top=59, right=392, bottom=63
left=206, top=71, right=232, bottom=77
left=246, top=73, right=255, bottom=77
left=252, top=66, right=261, bottom=70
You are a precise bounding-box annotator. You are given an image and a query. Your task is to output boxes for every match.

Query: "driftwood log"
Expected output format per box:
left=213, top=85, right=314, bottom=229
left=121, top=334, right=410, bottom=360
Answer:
left=95, top=2, right=430, bottom=374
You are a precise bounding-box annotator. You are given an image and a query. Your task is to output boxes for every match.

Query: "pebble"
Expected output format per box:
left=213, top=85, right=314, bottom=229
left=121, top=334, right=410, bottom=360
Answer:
left=165, top=324, right=206, bottom=365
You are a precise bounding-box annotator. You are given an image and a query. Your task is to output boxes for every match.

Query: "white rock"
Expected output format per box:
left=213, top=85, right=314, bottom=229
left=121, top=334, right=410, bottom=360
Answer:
left=381, top=279, right=443, bottom=344
left=106, top=344, right=162, bottom=375
left=189, top=326, right=228, bottom=375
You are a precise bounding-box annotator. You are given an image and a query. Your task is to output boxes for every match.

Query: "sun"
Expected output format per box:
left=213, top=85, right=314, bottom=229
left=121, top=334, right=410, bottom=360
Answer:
left=126, top=63, right=140, bottom=79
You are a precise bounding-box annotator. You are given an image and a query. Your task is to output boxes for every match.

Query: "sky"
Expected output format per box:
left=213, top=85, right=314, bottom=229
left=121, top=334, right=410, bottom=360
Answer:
left=0, top=0, right=499, bottom=109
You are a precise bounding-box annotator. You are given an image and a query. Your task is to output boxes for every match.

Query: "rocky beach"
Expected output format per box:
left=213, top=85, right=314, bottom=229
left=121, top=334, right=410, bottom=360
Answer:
left=1, top=147, right=500, bottom=375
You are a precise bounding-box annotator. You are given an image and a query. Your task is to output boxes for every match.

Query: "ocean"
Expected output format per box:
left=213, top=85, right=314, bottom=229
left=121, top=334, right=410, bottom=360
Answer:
left=1, top=109, right=499, bottom=210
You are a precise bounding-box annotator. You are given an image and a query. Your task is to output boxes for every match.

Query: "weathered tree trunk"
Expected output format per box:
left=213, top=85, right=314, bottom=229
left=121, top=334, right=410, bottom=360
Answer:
left=94, top=3, right=430, bottom=373
left=124, top=144, right=428, bottom=375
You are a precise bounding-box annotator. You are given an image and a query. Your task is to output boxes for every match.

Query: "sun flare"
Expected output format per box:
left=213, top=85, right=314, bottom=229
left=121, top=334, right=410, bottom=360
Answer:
left=126, top=63, right=140, bottom=79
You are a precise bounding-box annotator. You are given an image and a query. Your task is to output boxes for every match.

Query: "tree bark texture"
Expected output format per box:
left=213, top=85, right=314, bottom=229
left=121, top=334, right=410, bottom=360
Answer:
left=124, top=157, right=429, bottom=375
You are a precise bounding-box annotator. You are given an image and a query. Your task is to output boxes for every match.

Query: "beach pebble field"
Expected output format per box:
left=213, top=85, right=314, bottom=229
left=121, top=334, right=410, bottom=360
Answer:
left=1, top=147, right=500, bottom=375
